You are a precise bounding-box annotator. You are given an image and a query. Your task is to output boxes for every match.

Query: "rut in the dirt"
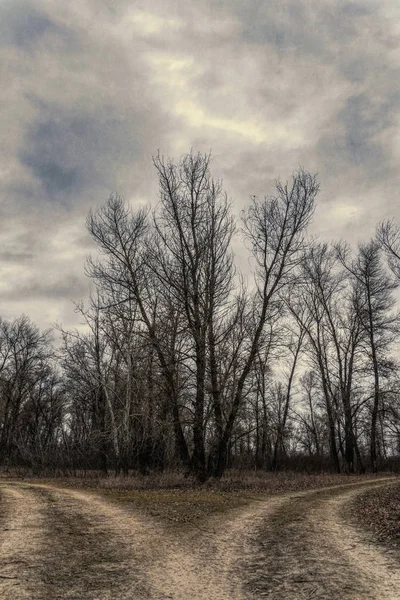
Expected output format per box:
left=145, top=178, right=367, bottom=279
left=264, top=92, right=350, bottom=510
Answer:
left=0, top=483, right=157, bottom=599
left=244, top=479, right=400, bottom=600
left=0, top=479, right=398, bottom=600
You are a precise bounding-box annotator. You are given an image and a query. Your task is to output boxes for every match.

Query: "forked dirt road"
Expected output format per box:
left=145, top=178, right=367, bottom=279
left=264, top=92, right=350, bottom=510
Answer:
left=0, top=478, right=398, bottom=599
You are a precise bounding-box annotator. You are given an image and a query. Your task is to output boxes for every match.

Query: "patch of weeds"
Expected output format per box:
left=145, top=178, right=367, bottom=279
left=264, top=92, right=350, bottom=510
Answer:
left=8, top=470, right=396, bottom=528
left=90, top=488, right=253, bottom=526
left=346, top=482, right=400, bottom=548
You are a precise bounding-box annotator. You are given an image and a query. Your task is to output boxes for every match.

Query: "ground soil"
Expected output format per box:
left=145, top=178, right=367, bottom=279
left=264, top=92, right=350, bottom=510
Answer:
left=346, top=482, right=400, bottom=558
left=0, top=477, right=398, bottom=599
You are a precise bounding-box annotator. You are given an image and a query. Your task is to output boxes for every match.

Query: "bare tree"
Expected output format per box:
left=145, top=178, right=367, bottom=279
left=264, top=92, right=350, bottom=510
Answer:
left=85, top=159, right=317, bottom=479
left=213, top=168, right=318, bottom=476
left=150, top=151, right=235, bottom=480
left=86, top=196, right=190, bottom=468
left=0, top=316, right=55, bottom=469
left=295, top=243, right=366, bottom=472
left=377, top=219, right=400, bottom=279
left=271, top=320, right=306, bottom=470
left=337, top=240, right=398, bottom=471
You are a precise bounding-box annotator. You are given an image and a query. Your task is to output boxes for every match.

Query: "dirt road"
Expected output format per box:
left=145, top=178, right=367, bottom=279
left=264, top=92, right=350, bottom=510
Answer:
left=0, top=478, right=398, bottom=599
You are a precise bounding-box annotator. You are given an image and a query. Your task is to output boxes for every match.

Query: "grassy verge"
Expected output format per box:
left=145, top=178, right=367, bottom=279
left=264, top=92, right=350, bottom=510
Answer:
left=346, top=481, right=400, bottom=551
left=1, top=469, right=393, bottom=527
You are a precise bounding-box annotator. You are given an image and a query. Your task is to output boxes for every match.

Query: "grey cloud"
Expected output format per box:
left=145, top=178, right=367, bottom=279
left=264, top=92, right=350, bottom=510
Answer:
left=1, top=0, right=400, bottom=333
left=18, top=102, right=151, bottom=205
left=233, top=1, right=362, bottom=55
left=0, top=229, right=45, bottom=264
left=340, top=3, right=372, bottom=17
left=227, top=0, right=390, bottom=89
left=339, top=94, right=391, bottom=164
left=20, top=118, right=84, bottom=198
left=0, top=252, right=34, bottom=264
left=4, top=274, right=88, bottom=302
left=315, top=87, right=400, bottom=186
left=0, top=1, right=56, bottom=49
left=341, top=58, right=370, bottom=83
left=216, top=0, right=400, bottom=190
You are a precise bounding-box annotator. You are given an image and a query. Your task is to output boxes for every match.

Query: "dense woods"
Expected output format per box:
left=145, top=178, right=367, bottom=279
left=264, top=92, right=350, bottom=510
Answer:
left=2, top=152, right=400, bottom=480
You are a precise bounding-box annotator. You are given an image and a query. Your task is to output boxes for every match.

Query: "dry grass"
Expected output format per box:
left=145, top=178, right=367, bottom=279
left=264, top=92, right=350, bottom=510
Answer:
left=346, top=481, right=400, bottom=548
left=6, top=467, right=386, bottom=491
left=0, top=475, right=397, bottom=599
left=3, top=469, right=390, bottom=527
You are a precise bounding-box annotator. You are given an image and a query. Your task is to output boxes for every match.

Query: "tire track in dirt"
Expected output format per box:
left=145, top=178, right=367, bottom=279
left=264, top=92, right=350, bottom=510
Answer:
left=0, top=485, right=51, bottom=599
left=0, top=482, right=162, bottom=599
left=28, top=486, right=154, bottom=599
left=146, top=494, right=289, bottom=599
left=0, top=482, right=283, bottom=600
left=0, top=478, right=398, bottom=599
left=148, top=478, right=400, bottom=599
left=244, top=478, right=400, bottom=599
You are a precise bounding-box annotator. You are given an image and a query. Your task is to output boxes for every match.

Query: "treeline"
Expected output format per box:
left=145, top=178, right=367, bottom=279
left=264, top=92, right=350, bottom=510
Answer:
left=2, top=152, right=400, bottom=480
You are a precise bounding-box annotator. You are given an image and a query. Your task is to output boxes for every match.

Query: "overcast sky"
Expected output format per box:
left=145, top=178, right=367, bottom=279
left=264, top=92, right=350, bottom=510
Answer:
left=1, top=0, right=400, bottom=332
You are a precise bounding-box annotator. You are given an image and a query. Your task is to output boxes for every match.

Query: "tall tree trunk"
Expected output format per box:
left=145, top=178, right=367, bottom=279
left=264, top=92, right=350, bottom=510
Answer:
left=272, top=333, right=303, bottom=470
left=368, top=295, right=380, bottom=473
left=191, top=340, right=207, bottom=481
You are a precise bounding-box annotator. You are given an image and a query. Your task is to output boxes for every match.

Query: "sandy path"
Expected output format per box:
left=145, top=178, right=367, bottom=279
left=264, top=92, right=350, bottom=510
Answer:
left=0, top=485, right=48, bottom=598
left=244, top=478, right=400, bottom=599
left=0, top=483, right=161, bottom=599
left=0, top=478, right=397, bottom=599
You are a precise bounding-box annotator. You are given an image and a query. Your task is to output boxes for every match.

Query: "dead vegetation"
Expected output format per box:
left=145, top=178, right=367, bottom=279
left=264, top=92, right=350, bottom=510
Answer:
left=7, top=470, right=392, bottom=526
left=346, top=481, right=400, bottom=552
left=0, top=476, right=398, bottom=599
left=244, top=478, right=400, bottom=599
